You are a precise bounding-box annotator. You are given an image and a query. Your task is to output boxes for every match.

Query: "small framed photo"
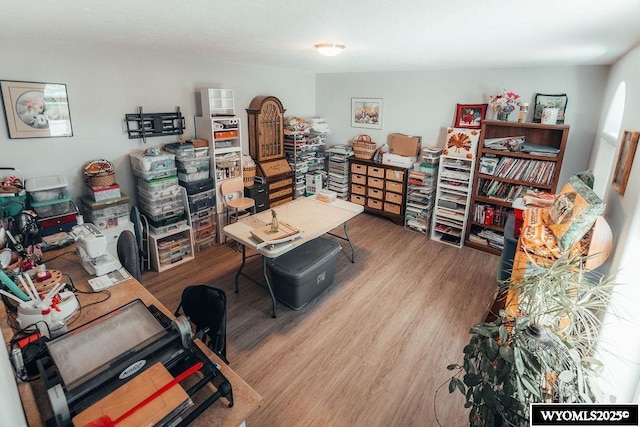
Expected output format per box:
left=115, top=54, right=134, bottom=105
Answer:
left=351, top=97, right=382, bottom=129
left=454, top=103, right=487, bottom=129
left=0, top=80, right=73, bottom=139
left=533, top=93, right=568, bottom=124
left=612, top=130, right=639, bottom=196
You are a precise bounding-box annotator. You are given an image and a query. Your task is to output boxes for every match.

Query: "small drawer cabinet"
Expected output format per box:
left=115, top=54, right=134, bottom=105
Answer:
left=244, top=182, right=270, bottom=213
left=349, top=158, right=408, bottom=224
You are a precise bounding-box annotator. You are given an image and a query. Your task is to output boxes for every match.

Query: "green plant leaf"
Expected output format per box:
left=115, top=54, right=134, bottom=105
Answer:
left=513, top=347, right=525, bottom=376
left=447, top=364, right=459, bottom=370
left=448, top=377, right=465, bottom=395
left=483, top=337, right=499, bottom=361
left=463, top=344, right=476, bottom=355
left=463, top=357, right=474, bottom=374
left=464, top=373, right=483, bottom=387
left=464, top=401, right=473, bottom=408
left=518, top=346, right=542, bottom=375
left=499, top=344, right=514, bottom=363
left=521, top=375, right=541, bottom=398
left=470, top=324, right=492, bottom=338
left=481, top=384, right=497, bottom=408
left=499, top=325, right=508, bottom=343
left=516, top=376, right=525, bottom=400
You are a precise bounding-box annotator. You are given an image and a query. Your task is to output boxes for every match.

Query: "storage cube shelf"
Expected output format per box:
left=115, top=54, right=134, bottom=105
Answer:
left=195, top=115, right=245, bottom=241
left=404, top=151, right=440, bottom=236
left=283, top=126, right=327, bottom=199
left=326, top=146, right=352, bottom=200
left=430, top=156, right=475, bottom=248
left=201, top=88, right=235, bottom=117
left=148, top=225, right=195, bottom=272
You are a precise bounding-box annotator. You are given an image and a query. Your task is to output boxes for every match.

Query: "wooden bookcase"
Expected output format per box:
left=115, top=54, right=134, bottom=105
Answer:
left=464, top=120, right=569, bottom=255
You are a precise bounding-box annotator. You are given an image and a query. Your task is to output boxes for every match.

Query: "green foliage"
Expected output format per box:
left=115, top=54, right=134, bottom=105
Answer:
left=447, top=253, right=615, bottom=426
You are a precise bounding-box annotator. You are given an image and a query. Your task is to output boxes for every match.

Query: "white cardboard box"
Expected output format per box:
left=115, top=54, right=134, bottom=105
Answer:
left=382, top=153, right=416, bottom=169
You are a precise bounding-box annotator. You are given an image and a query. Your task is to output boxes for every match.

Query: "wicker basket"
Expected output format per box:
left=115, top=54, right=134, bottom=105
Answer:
left=352, top=135, right=377, bottom=160
left=85, top=171, right=116, bottom=188
left=84, top=159, right=116, bottom=188
left=243, top=166, right=256, bottom=187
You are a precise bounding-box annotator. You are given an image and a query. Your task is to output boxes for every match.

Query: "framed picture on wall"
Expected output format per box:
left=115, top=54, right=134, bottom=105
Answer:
left=612, top=130, right=639, bottom=196
left=454, top=103, right=487, bottom=129
left=351, top=98, right=383, bottom=129
left=533, top=93, right=568, bottom=124
left=0, top=80, right=73, bottom=139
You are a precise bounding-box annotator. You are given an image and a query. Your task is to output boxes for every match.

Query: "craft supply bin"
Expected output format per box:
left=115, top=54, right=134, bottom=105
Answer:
left=266, top=237, right=341, bottom=310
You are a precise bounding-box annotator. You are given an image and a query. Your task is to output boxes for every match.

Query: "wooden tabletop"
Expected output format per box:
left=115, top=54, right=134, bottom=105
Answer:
left=1, top=247, right=262, bottom=426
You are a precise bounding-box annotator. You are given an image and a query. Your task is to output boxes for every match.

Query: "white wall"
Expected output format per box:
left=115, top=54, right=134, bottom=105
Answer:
left=316, top=66, right=609, bottom=187
left=0, top=40, right=316, bottom=203
left=591, top=44, right=640, bottom=403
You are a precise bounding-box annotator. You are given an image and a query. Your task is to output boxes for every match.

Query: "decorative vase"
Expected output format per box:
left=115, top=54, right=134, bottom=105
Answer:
left=496, top=109, right=512, bottom=121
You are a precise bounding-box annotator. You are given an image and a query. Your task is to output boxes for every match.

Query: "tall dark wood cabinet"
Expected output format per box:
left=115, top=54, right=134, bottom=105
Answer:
left=464, top=120, right=569, bottom=255
left=246, top=96, right=294, bottom=207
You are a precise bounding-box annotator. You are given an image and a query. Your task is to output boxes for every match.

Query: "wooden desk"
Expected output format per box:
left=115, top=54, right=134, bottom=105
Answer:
left=0, top=249, right=262, bottom=427
left=223, top=195, right=364, bottom=317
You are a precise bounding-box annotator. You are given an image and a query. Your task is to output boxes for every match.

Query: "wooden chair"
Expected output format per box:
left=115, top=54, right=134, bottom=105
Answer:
left=220, top=180, right=256, bottom=227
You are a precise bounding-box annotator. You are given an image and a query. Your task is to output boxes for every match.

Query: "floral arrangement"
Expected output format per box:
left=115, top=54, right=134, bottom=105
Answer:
left=488, top=89, right=520, bottom=113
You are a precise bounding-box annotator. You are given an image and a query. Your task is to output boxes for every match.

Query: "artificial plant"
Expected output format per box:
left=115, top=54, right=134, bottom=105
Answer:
left=446, top=252, right=615, bottom=426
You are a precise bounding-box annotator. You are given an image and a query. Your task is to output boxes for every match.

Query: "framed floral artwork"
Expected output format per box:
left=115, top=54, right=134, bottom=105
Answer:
left=612, top=130, right=639, bottom=196
left=454, top=103, right=487, bottom=129
left=533, top=93, right=568, bottom=124
left=351, top=98, right=382, bottom=129
left=0, top=80, right=73, bottom=139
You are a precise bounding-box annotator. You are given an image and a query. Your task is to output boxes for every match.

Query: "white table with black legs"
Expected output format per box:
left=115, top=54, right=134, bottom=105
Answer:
left=223, top=195, right=364, bottom=318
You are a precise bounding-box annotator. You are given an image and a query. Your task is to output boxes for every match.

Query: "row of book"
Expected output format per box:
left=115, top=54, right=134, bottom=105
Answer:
left=478, top=179, right=530, bottom=202
left=492, top=157, right=556, bottom=185
left=472, top=203, right=509, bottom=227
left=468, top=228, right=505, bottom=250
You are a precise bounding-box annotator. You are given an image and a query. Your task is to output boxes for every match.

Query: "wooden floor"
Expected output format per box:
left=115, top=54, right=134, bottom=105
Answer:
left=143, top=213, right=500, bottom=427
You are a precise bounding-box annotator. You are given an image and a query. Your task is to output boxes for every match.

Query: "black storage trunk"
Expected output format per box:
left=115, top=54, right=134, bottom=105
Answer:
left=266, top=237, right=342, bottom=310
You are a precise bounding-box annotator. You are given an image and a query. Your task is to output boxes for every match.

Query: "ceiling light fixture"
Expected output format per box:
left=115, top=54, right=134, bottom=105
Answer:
left=314, top=43, right=345, bottom=57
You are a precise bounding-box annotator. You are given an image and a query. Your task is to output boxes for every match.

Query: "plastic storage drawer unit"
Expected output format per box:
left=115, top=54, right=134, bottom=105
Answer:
left=266, top=237, right=342, bottom=310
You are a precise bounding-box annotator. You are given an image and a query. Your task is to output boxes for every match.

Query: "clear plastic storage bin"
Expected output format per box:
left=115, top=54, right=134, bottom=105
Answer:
left=31, top=194, right=76, bottom=218
left=129, top=150, right=176, bottom=172
left=136, top=176, right=179, bottom=193
left=26, top=175, right=68, bottom=202
left=137, top=185, right=182, bottom=201
left=163, top=142, right=195, bottom=159
left=131, top=167, right=177, bottom=182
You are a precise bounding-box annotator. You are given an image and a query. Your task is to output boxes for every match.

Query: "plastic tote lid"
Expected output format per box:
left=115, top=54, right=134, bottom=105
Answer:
left=25, top=175, right=68, bottom=192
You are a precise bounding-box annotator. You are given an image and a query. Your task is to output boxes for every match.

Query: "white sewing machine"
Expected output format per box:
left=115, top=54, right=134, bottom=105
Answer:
left=71, top=222, right=122, bottom=276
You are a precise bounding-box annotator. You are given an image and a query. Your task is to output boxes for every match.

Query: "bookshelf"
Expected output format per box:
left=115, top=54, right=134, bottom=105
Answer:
left=464, top=120, right=569, bottom=255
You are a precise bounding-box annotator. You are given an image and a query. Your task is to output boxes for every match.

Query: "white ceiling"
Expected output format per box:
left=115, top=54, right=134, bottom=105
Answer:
left=2, top=0, right=640, bottom=73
